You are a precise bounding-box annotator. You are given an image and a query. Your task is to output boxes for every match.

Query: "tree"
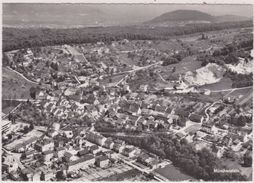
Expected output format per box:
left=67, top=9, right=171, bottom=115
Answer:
left=56, top=171, right=66, bottom=181
left=224, top=53, right=238, bottom=64
left=8, top=113, right=17, bottom=124
left=7, top=133, right=12, bottom=140
left=23, top=126, right=30, bottom=134
left=162, top=56, right=179, bottom=66
left=237, top=115, right=247, bottom=127
left=29, top=87, right=37, bottom=99
left=20, top=152, right=26, bottom=160
left=40, top=172, right=45, bottom=181
left=29, top=124, right=34, bottom=130
left=243, top=151, right=252, bottom=167
left=172, top=66, right=176, bottom=73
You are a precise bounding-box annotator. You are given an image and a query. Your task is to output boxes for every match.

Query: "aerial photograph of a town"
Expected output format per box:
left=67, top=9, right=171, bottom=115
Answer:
left=1, top=2, right=253, bottom=182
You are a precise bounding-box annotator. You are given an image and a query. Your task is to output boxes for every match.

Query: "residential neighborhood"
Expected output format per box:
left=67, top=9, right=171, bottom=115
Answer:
left=2, top=3, right=253, bottom=182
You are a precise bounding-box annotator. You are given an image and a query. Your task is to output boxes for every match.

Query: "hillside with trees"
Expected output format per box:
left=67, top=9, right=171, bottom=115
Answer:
left=146, top=10, right=251, bottom=24
left=3, top=20, right=252, bottom=52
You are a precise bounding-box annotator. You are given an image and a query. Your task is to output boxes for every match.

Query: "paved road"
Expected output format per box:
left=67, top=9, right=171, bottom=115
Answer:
left=238, top=89, right=253, bottom=105
left=106, top=62, right=162, bottom=87
left=2, top=99, right=36, bottom=102
left=2, top=103, right=22, bottom=119
left=74, top=75, right=81, bottom=84
left=211, top=86, right=252, bottom=93
left=102, top=61, right=162, bottom=79
left=6, top=67, right=38, bottom=85
left=100, top=132, right=148, bottom=138
left=204, top=100, right=222, bottom=123
left=128, top=62, right=162, bottom=73
left=115, top=77, right=126, bottom=86
left=158, top=73, right=168, bottom=83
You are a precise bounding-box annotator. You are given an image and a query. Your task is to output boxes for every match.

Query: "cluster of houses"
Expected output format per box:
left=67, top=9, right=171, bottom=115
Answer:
left=3, top=39, right=253, bottom=181
left=84, top=131, right=163, bottom=169
left=101, top=94, right=207, bottom=133
left=2, top=128, right=113, bottom=181
left=2, top=124, right=165, bottom=181
left=7, top=44, right=123, bottom=88
left=98, top=88, right=253, bottom=162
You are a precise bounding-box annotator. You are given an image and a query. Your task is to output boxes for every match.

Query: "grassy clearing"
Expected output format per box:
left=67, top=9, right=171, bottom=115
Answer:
left=222, top=159, right=252, bottom=181
left=2, top=67, right=37, bottom=100
left=235, top=88, right=253, bottom=106
left=117, top=53, right=137, bottom=67
left=2, top=100, right=21, bottom=114
left=199, top=77, right=233, bottom=91
left=160, top=56, right=201, bottom=76
left=228, top=88, right=252, bottom=98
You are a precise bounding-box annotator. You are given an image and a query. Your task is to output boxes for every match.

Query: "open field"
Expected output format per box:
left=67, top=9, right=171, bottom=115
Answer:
left=199, top=77, right=233, bottom=91
left=235, top=88, right=253, bottom=106
left=154, top=164, right=195, bottom=181
left=2, top=100, right=21, bottom=114
left=227, top=87, right=252, bottom=98
left=222, top=159, right=252, bottom=181
left=117, top=53, right=140, bottom=68
left=2, top=67, right=37, bottom=100
left=160, top=56, right=201, bottom=76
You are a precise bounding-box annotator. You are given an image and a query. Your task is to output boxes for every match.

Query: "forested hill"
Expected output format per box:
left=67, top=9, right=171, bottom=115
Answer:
left=3, top=20, right=252, bottom=52
left=148, top=10, right=214, bottom=23
left=146, top=10, right=251, bottom=24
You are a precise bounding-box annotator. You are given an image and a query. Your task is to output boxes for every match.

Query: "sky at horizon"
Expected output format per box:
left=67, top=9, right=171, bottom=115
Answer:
left=3, top=3, right=253, bottom=26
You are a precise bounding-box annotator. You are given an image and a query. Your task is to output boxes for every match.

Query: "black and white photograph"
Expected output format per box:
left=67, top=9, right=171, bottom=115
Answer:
left=1, top=1, right=253, bottom=182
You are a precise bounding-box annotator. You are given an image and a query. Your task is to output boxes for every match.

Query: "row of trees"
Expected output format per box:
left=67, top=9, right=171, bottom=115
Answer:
left=224, top=71, right=253, bottom=88
left=213, top=40, right=253, bottom=57
left=227, top=114, right=252, bottom=127
left=3, top=21, right=252, bottom=52
left=115, top=134, right=247, bottom=181
left=196, top=38, right=253, bottom=88
left=197, top=39, right=253, bottom=67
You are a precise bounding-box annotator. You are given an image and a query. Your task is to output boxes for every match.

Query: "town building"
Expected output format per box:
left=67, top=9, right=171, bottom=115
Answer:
left=95, top=156, right=110, bottom=168
left=34, top=139, right=54, bottom=152
left=67, top=154, right=95, bottom=172
left=189, top=113, right=204, bottom=123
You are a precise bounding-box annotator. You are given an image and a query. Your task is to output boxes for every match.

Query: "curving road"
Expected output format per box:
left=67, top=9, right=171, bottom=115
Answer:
left=204, top=100, right=222, bottom=123
left=6, top=66, right=39, bottom=85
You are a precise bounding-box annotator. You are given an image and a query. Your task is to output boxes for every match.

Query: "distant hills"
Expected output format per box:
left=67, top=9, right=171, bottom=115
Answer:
left=146, top=10, right=251, bottom=26
left=215, top=14, right=251, bottom=23
left=3, top=4, right=252, bottom=28
left=148, top=10, right=214, bottom=23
